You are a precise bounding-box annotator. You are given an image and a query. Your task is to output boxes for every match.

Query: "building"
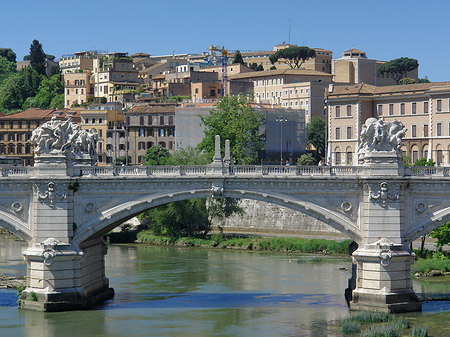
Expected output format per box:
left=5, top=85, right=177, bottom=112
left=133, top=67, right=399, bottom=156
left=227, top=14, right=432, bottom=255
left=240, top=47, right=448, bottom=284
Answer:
left=326, top=82, right=450, bottom=166
left=17, top=58, right=59, bottom=78
left=228, top=69, right=332, bottom=123
left=332, top=48, right=419, bottom=86
left=59, top=51, right=98, bottom=75
left=64, top=71, right=92, bottom=107
left=175, top=103, right=305, bottom=163
left=0, top=109, right=81, bottom=165
left=79, top=103, right=124, bottom=164
left=124, top=104, right=176, bottom=164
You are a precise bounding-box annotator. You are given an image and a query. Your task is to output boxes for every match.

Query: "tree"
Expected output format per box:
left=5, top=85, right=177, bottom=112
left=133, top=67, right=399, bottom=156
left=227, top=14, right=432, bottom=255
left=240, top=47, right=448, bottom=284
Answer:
left=143, top=145, right=170, bottom=165
left=398, top=78, right=416, bottom=85
left=297, top=153, right=316, bottom=166
left=306, top=117, right=326, bottom=157
left=378, top=57, right=419, bottom=84
left=232, top=50, right=244, bottom=64
left=29, top=39, right=46, bottom=76
left=413, top=158, right=435, bottom=167
left=0, top=48, right=16, bottom=63
left=165, top=146, right=210, bottom=165
left=198, top=95, right=264, bottom=164
left=249, top=63, right=264, bottom=71
left=22, top=74, right=63, bottom=109
left=0, top=67, right=42, bottom=112
left=269, top=46, right=316, bottom=69
left=418, top=78, right=431, bottom=83
left=430, top=222, right=450, bottom=251
left=0, top=56, right=16, bottom=85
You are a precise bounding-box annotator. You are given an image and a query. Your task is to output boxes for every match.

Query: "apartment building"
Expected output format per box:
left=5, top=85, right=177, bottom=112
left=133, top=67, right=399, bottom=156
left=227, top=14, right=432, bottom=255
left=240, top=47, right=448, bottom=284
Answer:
left=92, top=53, right=141, bottom=102
left=79, top=103, right=124, bottom=164
left=332, top=49, right=419, bottom=85
left=59, top=51, right=98, bottom=75
left=64, top=71, right=92, bottom=107
left=229, top=69, right=332, bottom=123
left=124, top=104, right=176, bottom=164
left=0, top=109, right=80, bottom=165
left=327, top=82, right=450, bottom=166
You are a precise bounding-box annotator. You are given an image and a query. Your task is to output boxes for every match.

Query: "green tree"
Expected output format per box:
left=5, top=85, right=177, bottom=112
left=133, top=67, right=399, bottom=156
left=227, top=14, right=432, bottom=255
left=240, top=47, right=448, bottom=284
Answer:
left=430, top=222, right=450, bottom=251
left=0, top=67, right=42, bottom=112
left=249, top=63, right=264, bottom=71
left=269, top=46, right=316, bottom=69
left=413, top=158, right=435, bottom=166
left=22, top=74, right=64, bottom=109
left=378, top=57, right=419, bottom=84
left=0, top=48, right=16, bottom=63
left=198, top=95, right=264, bottom=164
left=297, top=153, right=317, bottom=166
left=0, top=56, right=17, bottom=85
left=306, top=117, right=326, bottom=157
left=403, top=155, right=411, bottom=166
left=165, top=146, right=210, bottom=165
left=29, top=39, right=46, bottom=76
left=398, top=78, right=416, bottom=85
left=143, top=145, right=170, bottom=165
left=232, top=50, right=244, bottom=64
left=418, top=78, right=431, bottom=83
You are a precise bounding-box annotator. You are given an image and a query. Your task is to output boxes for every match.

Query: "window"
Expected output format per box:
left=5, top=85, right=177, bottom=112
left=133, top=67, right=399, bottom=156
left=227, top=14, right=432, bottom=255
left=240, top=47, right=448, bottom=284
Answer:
left=346, top=126, right=352, bottom=139
left=18, top=122, right=22, bottom=129
left=437, top=99, right=442, bottom=112
left=424, top=101, right=429, bottom=113
left=412, top=102, right=417, bottom=114
left=377, top=105, right=383, bottom=116
left=411, top=124, right=417, bottom=137
left=160, top=128, right=164, bottom=137
left=346, top=105, right=351, bottom=117
left=139, top=128, right=145, bottom=137
left=335, top=151, right=341, bottom=165
left=67, top=89, right=70, bottom=95
left=140, top=116, right=144, bottom=125
left=17, top=133, right=22, bottom=141
left=160, top=116, right=164, bottom=125
left=346, top=151, right=352, bottom=165
left=335, top=127, right=341, bottom=140
left=400, top=103, right=405, bottom=115
left=92, top=118, right=96, bottom=124
left=437, top=122, right=442, bottom=136
left=99, top=118, right=103, bottom=124
left=424, top=124, right=429, bottom=137
left=169, top=116, right=173, bottom=125
left=389, top=104, right=394, bottom=116
left=412, top=150, right=418, bottom=163
left=437, top=150, right=443, bottom=165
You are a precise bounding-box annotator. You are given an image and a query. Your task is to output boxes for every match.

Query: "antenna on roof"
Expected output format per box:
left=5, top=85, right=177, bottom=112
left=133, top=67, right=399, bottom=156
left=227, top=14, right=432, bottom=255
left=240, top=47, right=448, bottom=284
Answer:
left=288, top=19, right=291, bottom=44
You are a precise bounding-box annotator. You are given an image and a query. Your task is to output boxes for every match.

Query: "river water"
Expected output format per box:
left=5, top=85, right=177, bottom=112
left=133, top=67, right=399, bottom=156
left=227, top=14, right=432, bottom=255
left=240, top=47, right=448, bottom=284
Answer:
left=0, top=238, right=450, bottom=336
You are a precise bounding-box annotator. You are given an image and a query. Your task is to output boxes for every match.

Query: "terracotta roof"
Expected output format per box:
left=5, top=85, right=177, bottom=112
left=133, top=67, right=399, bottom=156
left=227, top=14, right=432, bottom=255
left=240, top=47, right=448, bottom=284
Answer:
left=343, top=48, right=366, bottom=54
left=131, top=52, right=150, bottom=58
left=313, top=48, right=333, bottom=53
left=128, top=104, right=176, bottom=114
left=329, top=82, right=450, bottom=99
left=229, top=68, right=332, bottom=80
left=0, top=109, right=81, bottom=120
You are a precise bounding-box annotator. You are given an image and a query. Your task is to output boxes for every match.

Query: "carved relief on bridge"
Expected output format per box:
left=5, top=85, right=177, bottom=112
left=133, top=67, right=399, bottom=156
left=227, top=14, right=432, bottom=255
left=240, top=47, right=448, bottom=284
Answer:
left=35, top=182, right=67, bottom=207
left=358, top=118, right=406, bottom=155
left=368, top=182, right=399, bottom=208
left=31, top=116, right=97, bottom=158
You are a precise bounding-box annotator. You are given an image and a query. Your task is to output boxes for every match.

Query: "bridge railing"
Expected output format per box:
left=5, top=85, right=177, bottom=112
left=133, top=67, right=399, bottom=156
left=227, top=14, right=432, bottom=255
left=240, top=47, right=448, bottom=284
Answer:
left=1, top=166, right=33, bottom=176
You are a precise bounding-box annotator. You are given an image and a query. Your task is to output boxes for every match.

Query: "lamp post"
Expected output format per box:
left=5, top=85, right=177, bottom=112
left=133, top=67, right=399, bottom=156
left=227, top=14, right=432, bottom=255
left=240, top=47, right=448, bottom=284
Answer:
left=113, top=95, right=117, bottom=164
left=276, top=116, right=287, bottom=165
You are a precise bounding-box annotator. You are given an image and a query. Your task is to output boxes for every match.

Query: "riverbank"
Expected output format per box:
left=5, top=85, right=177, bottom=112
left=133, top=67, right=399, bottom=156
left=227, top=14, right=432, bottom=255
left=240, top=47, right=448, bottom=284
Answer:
left=135, top=230, right=353, bottom=255
left=0, top=275, right=25, bottom=289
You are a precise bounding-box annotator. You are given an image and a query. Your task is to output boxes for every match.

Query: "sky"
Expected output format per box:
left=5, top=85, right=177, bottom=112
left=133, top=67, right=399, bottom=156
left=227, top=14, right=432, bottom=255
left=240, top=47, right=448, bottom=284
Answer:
left=2, top=0, right=449, bottom=81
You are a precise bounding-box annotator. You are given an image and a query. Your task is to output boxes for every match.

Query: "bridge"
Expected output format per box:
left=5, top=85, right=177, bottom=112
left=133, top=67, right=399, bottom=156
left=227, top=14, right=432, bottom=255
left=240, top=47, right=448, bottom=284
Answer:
left=1, top=117, right=448, bottom=312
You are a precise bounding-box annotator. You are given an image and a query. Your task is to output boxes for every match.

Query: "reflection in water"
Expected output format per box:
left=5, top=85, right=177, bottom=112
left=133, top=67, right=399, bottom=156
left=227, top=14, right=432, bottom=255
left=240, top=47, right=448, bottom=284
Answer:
left=0, top=240, right=372, bottom=336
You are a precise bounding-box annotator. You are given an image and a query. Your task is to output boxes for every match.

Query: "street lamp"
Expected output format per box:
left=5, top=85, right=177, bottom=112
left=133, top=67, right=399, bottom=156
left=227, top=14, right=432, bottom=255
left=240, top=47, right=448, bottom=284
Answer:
left=276, top=116, right=287, bottom=165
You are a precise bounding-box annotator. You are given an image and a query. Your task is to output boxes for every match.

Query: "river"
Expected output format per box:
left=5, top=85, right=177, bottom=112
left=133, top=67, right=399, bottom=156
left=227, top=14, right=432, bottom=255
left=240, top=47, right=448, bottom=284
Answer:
left=0, top=237, right=450, bottom=336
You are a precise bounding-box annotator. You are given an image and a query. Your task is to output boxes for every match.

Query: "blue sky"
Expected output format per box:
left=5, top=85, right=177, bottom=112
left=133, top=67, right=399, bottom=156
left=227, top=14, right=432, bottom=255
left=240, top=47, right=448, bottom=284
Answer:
left=2, top=0, right=448, bottom=81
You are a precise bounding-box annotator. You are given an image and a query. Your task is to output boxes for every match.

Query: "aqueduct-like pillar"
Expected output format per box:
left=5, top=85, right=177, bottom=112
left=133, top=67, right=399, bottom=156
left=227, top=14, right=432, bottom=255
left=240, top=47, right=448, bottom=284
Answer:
left=349, top=118, right=421, bottom=312
left=19, top=119, right=113, bottom=311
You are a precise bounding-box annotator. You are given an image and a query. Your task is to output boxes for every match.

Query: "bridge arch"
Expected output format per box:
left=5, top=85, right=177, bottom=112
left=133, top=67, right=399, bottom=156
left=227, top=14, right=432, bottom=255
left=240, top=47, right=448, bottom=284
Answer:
left=405, top=204, right=450, bottom=242
left=73, top=188, right=361, bottom=245
left=0, top=210, right=32, bottom=242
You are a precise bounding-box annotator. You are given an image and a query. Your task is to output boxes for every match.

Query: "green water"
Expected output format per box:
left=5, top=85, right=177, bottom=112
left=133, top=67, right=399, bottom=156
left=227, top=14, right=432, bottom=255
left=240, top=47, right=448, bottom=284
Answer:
left=0, top=238, right=450, bottom=336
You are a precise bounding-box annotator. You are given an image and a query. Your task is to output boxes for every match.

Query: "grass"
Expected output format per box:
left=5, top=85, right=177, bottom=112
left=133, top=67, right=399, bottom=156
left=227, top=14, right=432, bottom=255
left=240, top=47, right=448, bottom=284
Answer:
left=411, top=326, right=428, bottom=337
left=136, top=230, right=352, bottom=255
left=411, top=255, right=450, bottom=274
left=351, top=311, right=391, bottom=323
left=341, top=318, right=361, bottom=334
left=361, top=324, right=399, bottom=337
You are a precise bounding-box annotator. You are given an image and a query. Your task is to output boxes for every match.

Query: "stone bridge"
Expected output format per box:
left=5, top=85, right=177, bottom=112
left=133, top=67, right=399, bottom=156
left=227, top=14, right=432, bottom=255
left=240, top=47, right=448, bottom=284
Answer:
left=1, top=117, right=449, bottom=312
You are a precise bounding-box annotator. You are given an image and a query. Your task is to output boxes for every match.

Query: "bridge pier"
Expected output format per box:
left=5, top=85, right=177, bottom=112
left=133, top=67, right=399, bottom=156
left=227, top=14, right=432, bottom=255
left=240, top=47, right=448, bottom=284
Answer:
left=350, top=239, right=421, bottom=312
left=20, top=237, right=113, bottom=312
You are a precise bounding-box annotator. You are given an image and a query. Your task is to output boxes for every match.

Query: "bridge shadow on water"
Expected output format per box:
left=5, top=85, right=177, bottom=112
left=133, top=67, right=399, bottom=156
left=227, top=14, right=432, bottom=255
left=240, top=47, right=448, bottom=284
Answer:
left=98, top=291, right=345, bottom=310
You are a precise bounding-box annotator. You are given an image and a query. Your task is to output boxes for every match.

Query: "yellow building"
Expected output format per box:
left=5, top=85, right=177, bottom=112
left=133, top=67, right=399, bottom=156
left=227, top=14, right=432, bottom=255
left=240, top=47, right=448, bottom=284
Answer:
left=327, top=82, right=450, bottom=166
left=64, top=71, right=92, bottom=108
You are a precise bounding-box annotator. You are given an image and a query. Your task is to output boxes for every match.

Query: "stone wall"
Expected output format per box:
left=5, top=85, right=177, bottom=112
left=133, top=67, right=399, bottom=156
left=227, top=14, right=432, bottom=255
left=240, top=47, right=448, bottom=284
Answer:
left=217, top=199, right=342, bottom=236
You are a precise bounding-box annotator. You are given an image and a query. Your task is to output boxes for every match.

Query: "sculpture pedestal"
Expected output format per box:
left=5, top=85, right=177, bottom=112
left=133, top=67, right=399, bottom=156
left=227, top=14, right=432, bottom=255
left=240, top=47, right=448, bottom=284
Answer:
left=362, top=152, right=404, bottom=176
left=350, top=239, right=421, bottom=313
left=20, top=238, right=114, bottom=312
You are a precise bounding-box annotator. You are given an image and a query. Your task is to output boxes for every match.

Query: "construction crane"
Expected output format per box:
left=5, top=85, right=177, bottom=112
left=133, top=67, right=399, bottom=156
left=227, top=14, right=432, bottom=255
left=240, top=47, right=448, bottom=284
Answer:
left=209, top=45, right=229, bottom=97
